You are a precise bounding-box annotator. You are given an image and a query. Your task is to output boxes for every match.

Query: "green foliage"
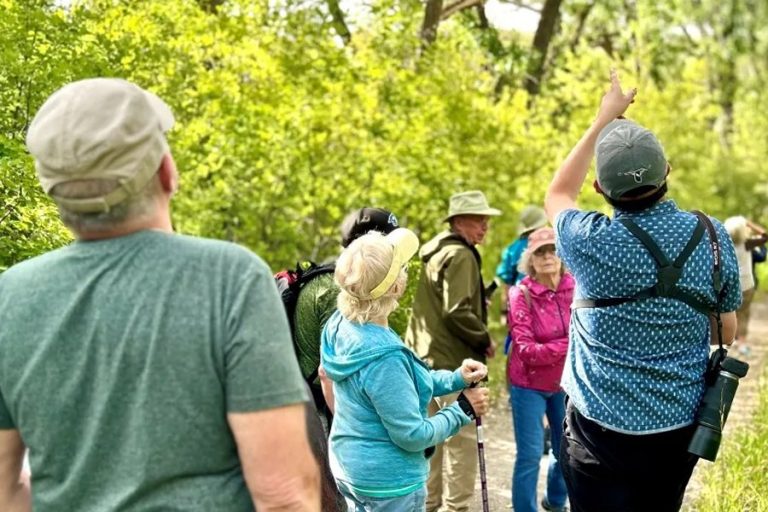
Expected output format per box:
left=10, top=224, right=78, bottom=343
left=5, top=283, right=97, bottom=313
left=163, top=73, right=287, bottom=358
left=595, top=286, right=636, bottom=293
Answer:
left=1, top=0, right=766, bottom=283
left=691, top=369, right=768, bottom=511
left=389, top=260, right=421, bottom=336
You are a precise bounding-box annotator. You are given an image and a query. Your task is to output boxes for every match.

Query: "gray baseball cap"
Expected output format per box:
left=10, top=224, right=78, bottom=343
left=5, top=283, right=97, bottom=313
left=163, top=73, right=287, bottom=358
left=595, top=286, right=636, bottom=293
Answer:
left=595, top=119, right=667, bottom=200
left=26, top=78, right=174, bottom=213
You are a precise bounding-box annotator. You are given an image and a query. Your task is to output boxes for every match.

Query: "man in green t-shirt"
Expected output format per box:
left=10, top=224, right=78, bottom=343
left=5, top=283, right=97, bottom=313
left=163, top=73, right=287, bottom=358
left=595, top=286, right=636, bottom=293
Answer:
left=0, top=79, right=319, bottom=512
left=294, top=207, right=399, bottom=422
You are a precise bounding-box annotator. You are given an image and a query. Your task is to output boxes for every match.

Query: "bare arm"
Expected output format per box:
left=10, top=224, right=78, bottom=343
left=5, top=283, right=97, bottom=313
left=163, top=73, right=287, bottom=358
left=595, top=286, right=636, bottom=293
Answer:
left=710, top=311, right=736, bottom=346
left=318, top=366, right=335, bottom=415
left=229, top=404, right=320, bottom=512
left=746, top=219, right=766, bottom=236
left=0, top=430, right=30, bottom=512
left=545, top=70, right=637, bottom=224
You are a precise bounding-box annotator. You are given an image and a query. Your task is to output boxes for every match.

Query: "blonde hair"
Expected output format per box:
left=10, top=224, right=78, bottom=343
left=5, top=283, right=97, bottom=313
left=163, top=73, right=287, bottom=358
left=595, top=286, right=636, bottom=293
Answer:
left=724, top=216, right=748, bottom=245
left=336, top=231, right=407, bottom=324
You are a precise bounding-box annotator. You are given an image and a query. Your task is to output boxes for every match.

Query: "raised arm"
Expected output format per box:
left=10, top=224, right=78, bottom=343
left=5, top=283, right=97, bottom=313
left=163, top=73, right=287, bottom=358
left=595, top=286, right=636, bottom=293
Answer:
left=545, top=70, right=637, bottom=224
left=229, top=405, right=320, bottom=511
left=0, top=429, right=30, bottom=512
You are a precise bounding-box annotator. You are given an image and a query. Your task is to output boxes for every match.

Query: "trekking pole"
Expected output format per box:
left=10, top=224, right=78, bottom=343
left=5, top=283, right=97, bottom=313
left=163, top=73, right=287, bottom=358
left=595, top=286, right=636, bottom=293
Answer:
left=470, top=382, right=490, bottom=512
left=476, top=415, right=490, bottom=512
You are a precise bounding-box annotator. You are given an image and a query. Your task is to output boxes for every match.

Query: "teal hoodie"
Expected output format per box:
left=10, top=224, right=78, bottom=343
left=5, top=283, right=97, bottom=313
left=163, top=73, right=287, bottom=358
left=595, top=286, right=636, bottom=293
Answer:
left=320, top=310, right=471, bottom=497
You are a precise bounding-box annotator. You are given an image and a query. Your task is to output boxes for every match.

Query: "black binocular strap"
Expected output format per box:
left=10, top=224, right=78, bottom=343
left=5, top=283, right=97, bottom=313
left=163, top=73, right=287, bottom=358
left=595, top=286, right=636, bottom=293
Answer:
left=691, top=210, right=723, bottom=299
left=572, top=215, right=710, bottom=315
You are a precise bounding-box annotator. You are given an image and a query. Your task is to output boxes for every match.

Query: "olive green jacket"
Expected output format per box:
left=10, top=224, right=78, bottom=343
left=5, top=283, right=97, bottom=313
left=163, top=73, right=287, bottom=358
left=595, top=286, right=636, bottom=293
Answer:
left=405, top=231, right=491, bottom=371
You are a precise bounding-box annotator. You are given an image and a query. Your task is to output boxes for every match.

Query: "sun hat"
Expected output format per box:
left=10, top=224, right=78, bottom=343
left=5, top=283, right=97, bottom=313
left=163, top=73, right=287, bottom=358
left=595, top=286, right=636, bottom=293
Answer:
left=26, top=78, right=174, bottom=213
left=368, top=228, right=420, bottom=299
left=525, top=227, right=556, bottom=254
left=595, top=119, right=667, bottom=201
left=442, top=190, right=501, bottom=222
left=517, top=205, right=547, bottom=235
left=340, top=207, right=399, bottom=248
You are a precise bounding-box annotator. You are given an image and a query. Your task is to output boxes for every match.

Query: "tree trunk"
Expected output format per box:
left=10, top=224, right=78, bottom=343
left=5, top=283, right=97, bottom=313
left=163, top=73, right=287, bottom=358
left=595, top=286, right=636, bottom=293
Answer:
left=523, top=0, right=563, bottom=96
left=325, top=0, right=352, bottom=45
left=476, top=3, right=490, bottom=28
left=420, top=0, right=444, bottom=46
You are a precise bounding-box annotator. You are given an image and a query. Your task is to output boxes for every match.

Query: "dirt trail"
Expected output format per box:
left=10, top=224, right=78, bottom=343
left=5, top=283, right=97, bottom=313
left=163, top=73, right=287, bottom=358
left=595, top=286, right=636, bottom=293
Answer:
left=467, top=296, right=768, bottom=512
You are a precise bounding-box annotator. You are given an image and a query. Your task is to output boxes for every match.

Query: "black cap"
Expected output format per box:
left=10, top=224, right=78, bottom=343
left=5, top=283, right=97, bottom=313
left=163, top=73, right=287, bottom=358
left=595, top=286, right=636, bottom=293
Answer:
left=340, top=207, right=399, bottom=247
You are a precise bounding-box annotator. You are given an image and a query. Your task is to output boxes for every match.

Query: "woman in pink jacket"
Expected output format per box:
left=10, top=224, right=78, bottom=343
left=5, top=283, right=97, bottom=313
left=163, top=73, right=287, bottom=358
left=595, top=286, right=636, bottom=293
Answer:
left=506, top=227, right=574, bottom=512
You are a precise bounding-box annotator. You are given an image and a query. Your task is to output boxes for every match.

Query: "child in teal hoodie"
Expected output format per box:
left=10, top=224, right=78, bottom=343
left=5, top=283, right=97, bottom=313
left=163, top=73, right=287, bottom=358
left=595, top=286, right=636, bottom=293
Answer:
left=320, top=228, right=488, bottom=511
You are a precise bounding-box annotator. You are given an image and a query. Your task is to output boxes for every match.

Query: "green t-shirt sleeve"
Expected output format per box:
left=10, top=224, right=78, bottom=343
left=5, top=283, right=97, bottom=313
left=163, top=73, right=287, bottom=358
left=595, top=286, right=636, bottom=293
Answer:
left=0, top=387, right=15, bottom=429
left=224, top=261, right=308, bottom=412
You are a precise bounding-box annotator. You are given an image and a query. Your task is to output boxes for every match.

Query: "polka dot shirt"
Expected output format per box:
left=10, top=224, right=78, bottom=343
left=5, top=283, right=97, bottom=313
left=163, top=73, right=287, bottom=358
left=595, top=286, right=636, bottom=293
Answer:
left=555, top=200, right=742, bottom=434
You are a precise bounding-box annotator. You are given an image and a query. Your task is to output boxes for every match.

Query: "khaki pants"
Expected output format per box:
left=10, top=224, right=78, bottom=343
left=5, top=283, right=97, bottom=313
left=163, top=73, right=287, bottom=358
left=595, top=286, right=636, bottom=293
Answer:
left=426, top=392, right=478, bottom=512
left=736, top=288, right=756, bottom=341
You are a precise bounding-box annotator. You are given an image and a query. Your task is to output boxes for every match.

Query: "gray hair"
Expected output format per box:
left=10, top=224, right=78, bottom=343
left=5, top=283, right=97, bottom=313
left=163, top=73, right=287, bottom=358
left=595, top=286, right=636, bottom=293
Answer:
left=518, top=249, right=565, bottom=279
left=51, top=176, right=161, bottom=233
left=336, top=231, right=407, bottom=324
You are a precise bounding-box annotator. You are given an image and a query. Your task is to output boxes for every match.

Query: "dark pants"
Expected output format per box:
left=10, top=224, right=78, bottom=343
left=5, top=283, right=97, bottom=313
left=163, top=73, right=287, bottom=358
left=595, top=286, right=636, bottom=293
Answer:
left=559, top=399, right=699, bottom=512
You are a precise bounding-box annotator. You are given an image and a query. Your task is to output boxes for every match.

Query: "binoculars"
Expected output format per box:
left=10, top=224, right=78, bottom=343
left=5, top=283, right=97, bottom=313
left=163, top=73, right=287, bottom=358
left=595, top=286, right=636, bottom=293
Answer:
left=688, top=348, right=749, bottom=462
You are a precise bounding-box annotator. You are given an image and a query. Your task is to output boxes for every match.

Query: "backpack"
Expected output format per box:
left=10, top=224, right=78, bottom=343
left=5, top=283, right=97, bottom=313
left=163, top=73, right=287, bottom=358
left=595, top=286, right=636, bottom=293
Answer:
left=276, top=264, right=345, bottom=510
left=275, top=261, right=336, bottom=338
left=275, top=261, right=336, bottom=415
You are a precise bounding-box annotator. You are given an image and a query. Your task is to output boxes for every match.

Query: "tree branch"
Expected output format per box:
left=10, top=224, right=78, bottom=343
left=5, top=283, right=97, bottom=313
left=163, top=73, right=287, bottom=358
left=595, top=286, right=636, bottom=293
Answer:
left=498, top=0, right=542, bottom=14
left=325, top=0, right=352, bottom=45
left=441, top=0, right=483, bottom=20
left=523, top=0, right=562, bottom=96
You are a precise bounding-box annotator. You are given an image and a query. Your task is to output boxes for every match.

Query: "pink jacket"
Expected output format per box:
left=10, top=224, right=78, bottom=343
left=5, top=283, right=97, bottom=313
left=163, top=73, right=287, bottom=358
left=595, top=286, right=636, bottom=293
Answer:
left=506, top=273, right=575, bottom=392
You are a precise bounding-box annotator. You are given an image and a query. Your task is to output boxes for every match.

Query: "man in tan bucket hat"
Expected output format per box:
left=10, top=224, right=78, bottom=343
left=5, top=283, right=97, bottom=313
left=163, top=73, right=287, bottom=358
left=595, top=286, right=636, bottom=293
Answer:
left=0, top=79, right=319, bottom=511
left=406, top=190, right=500, bottom=512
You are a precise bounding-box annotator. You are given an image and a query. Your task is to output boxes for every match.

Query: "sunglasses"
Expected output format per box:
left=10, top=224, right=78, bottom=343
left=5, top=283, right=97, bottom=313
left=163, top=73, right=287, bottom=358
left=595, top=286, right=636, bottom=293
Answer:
left=532, top=245, right=556, bottom=256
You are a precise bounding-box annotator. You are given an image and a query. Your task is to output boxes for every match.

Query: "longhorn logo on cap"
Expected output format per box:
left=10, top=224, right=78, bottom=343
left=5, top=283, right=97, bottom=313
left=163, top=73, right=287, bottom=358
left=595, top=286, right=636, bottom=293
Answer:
left=620, top=167, right=649, bottom=184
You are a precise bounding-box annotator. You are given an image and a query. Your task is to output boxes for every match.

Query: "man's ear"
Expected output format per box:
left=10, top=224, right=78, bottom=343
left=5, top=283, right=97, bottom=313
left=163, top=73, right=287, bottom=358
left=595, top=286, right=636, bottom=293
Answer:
left=593, top=180, right=603, bottom=194
left=157, top=154, right=178, bottom=194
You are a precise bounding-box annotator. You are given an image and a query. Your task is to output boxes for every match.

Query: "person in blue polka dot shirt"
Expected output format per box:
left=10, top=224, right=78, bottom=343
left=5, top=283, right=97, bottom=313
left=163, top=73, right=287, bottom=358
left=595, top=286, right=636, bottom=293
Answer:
left=543, top=70, right=741, bottom=512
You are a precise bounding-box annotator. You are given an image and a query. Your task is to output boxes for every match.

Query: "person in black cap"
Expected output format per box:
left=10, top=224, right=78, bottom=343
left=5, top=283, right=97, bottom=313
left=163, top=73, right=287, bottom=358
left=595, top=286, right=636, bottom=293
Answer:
left=294, top=207, right=400, bottom=423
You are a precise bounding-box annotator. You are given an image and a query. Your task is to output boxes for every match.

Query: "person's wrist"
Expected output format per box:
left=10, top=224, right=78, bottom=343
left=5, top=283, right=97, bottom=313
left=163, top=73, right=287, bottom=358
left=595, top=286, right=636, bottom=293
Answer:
left=594, top=112, right=615, bottom=127
left=457, top=392, right=476, bottom=420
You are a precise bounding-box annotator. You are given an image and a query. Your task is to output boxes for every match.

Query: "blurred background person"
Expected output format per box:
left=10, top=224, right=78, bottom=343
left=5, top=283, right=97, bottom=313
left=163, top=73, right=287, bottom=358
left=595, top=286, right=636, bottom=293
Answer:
left=506, top=227, right=573, bottom=512
left=724, top=216, right=768, bottom=356
left=496, top=205, right=548, bottom=328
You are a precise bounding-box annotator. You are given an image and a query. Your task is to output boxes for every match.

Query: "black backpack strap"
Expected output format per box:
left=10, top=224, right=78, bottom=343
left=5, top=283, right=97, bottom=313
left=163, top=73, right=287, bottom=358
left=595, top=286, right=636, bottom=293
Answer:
left=572, top=296, right=638, bottom=309
left=574, top=214, right=712, bottom=315
left=617, top=218, right=670, bottom=268
left=574, top=218, right=670, bottom=309
left=674, top=220, right=706, bottom=269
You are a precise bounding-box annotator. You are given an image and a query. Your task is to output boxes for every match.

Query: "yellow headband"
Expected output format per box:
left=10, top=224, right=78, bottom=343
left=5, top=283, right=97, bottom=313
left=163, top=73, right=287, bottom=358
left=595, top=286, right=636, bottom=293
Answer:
left=368, top=228, right=420, bottom=299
